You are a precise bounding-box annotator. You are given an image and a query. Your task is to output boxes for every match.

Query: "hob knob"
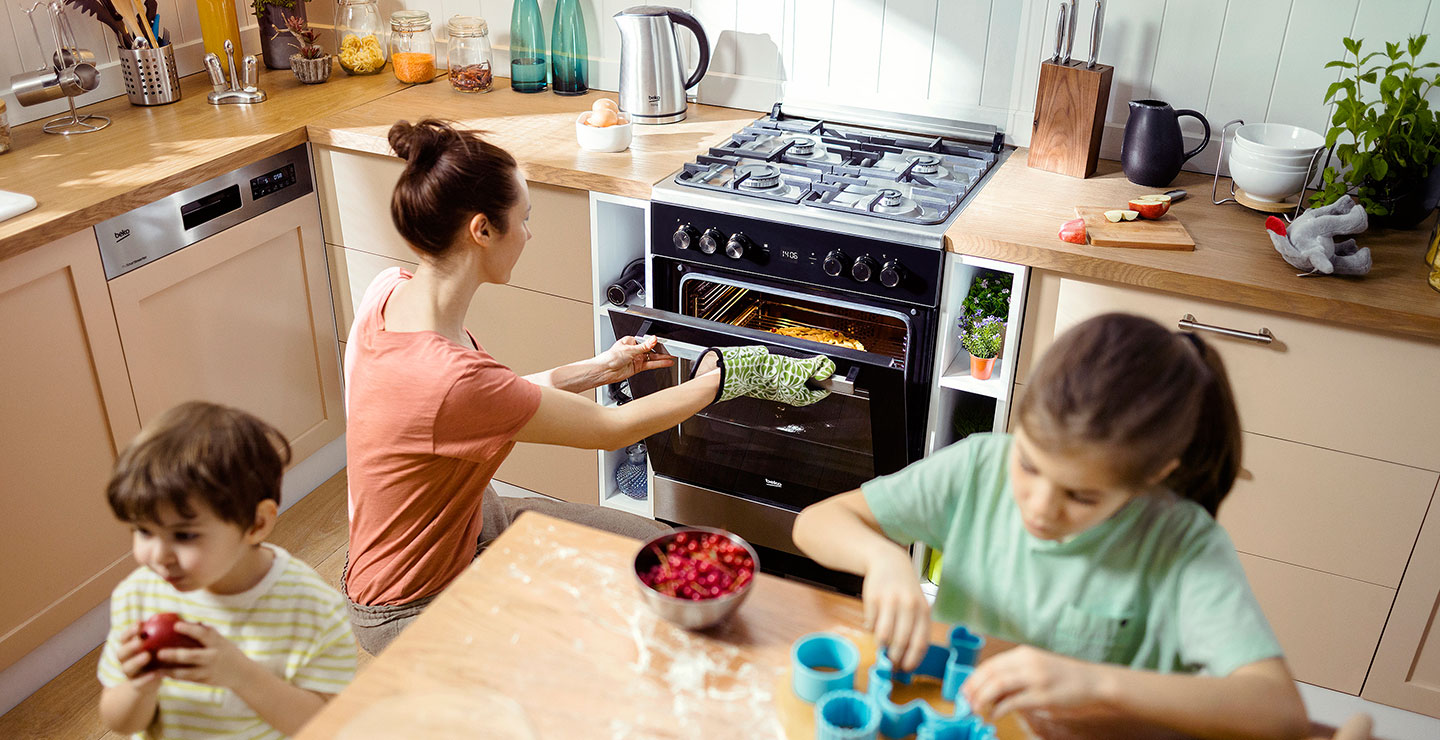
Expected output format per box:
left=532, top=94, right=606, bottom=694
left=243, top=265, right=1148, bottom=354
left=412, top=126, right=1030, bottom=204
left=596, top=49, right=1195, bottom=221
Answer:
left=699, top=228, right=725, bottom=255
left=725, top=233, right=751, bottom=260
left=851, top=255, right=878, bottom=282
left=823, top=250, right=849, bottom=277
left=880, top=260, right=905, bottom=288
left=673, top=225, right=699, bottom=250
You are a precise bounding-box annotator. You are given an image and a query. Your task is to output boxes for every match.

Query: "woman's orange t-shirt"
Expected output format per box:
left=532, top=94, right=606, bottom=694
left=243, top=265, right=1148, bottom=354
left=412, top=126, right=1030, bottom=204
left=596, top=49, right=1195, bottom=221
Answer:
left=343, top=267, right=541, bottom=606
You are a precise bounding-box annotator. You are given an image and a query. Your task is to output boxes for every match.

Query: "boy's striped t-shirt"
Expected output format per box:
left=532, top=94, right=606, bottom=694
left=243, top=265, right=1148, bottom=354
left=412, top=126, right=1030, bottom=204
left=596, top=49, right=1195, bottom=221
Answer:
left=98, top=544, right=357, bottom=739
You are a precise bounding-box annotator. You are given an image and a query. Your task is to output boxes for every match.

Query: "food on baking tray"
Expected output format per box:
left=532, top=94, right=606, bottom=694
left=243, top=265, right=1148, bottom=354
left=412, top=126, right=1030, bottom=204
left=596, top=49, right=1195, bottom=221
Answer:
left=771, top=326, right=866, bottom=351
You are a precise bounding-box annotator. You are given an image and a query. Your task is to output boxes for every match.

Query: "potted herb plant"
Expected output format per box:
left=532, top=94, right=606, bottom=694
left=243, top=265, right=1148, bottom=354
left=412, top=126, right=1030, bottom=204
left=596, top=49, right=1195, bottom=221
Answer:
left=253, top=0, right=311, bottom=70
left=286, top=14, right=330, bottom=84
left=1313, top=34, right=1440, bottom=229
left=960, top=272, right=1012, bottom=357
left=959, top=313, right=1003, bottom=381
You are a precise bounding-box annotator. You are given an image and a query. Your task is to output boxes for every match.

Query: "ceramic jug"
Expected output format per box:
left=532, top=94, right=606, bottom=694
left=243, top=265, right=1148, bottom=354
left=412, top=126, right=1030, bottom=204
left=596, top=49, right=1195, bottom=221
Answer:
left=1121, top=100, right=1210, bottom=187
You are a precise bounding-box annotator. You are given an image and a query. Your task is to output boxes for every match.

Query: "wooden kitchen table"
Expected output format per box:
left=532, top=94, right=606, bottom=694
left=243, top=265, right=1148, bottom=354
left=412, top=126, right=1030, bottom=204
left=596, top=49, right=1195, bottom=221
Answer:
left=294, top=514, right=1324, bottom=740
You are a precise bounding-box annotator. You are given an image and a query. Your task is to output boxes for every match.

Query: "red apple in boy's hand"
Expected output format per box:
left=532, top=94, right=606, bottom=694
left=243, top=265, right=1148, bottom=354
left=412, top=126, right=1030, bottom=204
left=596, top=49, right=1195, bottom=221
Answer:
left=139, top=613, right=202, bottom=672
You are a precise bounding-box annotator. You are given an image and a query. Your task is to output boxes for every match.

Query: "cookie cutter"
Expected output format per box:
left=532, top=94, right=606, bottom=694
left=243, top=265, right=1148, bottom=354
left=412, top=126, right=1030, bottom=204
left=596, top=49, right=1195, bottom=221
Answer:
left=793, top=626, right=994, bottom=740
left=793, top=632, right=861, bottom=703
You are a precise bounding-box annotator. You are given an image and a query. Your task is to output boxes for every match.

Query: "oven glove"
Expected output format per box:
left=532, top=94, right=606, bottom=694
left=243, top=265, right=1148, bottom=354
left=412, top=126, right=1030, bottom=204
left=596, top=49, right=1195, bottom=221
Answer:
left=701, top=345, right=836, bottom=407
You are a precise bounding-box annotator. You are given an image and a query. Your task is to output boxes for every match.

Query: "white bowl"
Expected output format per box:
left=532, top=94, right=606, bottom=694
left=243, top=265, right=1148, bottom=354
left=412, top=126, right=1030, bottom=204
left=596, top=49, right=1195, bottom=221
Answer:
left=1228, top=155, right=1308, bottom=202
left=1234, top=123, right=1323, bottom=157
left=1232, top=137, right=1319, bottom=168
left=575, top=111, right=633, bottom=152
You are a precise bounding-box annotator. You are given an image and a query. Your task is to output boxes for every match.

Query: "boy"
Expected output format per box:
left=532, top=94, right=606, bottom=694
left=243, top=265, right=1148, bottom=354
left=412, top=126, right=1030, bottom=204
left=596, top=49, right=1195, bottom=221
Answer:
left=98, top=401, right=357, bottom=738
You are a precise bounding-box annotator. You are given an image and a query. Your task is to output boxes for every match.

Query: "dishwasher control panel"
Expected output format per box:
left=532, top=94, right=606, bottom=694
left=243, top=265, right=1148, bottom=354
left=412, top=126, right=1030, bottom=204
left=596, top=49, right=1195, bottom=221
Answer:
left=95, top=145, right=314, bottom=280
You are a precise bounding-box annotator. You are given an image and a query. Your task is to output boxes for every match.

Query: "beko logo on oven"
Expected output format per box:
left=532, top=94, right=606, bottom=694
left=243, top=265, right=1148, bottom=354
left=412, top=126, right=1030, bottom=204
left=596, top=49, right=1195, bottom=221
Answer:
left=765, top=479, right=783, bottom=488
left=113, top=228, right=131, bottom=243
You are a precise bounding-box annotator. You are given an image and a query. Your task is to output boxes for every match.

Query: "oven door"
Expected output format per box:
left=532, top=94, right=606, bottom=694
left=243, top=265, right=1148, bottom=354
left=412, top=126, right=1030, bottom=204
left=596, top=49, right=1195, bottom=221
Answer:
left=610, top=295, right=908, bottom=554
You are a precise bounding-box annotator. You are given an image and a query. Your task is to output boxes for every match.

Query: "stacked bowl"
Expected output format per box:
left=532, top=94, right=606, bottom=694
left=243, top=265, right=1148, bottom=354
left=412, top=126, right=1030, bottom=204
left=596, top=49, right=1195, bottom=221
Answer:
left=1228, top=123, right=1324, bottom=202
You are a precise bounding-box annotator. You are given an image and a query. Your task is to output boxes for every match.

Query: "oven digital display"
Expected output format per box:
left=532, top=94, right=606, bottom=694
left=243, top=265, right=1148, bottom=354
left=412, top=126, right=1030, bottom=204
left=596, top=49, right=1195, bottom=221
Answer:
left=249, top=164, right=297, bottom=200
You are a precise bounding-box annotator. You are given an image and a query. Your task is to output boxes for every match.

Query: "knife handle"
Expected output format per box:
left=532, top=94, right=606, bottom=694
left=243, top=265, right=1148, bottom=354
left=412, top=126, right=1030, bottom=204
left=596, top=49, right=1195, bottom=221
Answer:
left=1064, top=0, right=1079, bottom=64
left=1087, top=0, right=1103, bottom=68
left=1056, top=2, right=1070, bottom=64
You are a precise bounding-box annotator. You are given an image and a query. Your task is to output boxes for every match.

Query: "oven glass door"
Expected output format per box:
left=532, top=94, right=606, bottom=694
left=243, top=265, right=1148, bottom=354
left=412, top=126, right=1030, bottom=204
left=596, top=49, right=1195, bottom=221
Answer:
left=610, top=295, right=908, bottom=513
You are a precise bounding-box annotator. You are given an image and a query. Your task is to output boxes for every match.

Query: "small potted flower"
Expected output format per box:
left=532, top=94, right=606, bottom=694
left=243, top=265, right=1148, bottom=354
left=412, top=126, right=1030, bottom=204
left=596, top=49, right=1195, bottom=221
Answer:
left=959, top=313, right=1003, bottom=381
left=285, top=14, right=331, bottom=84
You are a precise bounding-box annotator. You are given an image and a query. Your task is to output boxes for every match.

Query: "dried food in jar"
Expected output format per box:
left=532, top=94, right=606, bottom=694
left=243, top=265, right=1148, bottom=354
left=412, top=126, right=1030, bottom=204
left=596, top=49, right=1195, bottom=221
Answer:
left=392, top=52, right=436, bottom=83
left=449, top=63, right=492, bottom=92
left=339, top=34, right=385, bottom=74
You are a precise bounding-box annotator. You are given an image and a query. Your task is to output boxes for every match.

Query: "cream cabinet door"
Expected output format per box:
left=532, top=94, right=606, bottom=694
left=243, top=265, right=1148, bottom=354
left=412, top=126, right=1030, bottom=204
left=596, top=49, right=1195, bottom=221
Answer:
left=1364, top=481, right=1440, bottom=717
left=0, top=231, right=141, bottom=670
left=106, top=196, right=344, bottom=464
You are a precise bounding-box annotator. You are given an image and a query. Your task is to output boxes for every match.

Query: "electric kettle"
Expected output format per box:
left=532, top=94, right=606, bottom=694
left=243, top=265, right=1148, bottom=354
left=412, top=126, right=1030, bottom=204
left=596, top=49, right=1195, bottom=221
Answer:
left=614, top=5, right=710, bottom=124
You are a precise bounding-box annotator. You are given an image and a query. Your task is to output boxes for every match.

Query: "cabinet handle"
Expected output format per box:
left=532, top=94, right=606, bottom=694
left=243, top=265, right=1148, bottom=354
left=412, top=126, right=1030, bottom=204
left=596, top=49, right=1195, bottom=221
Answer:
left=1177, top=314, right=1274, bottom=344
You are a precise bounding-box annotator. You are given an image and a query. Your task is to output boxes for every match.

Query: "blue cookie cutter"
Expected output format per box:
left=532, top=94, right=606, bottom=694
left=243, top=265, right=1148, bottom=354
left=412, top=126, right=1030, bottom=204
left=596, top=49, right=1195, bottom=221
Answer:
left=793, top=632, right=861, bottom=703
left=815, top=690, right=881, bottom=740
left=869, top=625, right=990, bottom=739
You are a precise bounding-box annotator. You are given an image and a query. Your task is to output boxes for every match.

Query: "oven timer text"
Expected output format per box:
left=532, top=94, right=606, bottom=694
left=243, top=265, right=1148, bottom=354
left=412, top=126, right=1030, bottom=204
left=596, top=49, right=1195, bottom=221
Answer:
left=779, top=250, right=799, bottom=262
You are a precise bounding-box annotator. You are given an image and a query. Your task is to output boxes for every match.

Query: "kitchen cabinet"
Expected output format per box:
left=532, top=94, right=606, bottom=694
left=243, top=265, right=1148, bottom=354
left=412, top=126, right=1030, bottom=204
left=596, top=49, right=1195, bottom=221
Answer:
left=316, top=146, right=599, bottom=504
left=106, top=196, right=345, bottom=464
left=1364, top=479, right=1440, bottom=716
left=0, top=230, right=141, bottom=671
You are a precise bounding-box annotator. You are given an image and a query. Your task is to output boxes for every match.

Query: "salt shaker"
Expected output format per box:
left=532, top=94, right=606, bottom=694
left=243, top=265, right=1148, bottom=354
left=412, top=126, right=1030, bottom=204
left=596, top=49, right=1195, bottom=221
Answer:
left=241, top=55, right=258, bottom=91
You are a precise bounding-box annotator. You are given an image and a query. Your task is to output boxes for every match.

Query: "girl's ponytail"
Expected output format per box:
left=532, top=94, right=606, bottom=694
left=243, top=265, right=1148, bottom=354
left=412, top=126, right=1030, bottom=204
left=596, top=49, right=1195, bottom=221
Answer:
left=1164, top=334, right=1242, bottom=517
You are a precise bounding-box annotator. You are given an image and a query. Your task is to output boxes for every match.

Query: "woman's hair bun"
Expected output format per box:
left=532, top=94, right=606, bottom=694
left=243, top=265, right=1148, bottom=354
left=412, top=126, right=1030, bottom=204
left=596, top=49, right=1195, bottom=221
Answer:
left=388, top=119, right=453, bottom=168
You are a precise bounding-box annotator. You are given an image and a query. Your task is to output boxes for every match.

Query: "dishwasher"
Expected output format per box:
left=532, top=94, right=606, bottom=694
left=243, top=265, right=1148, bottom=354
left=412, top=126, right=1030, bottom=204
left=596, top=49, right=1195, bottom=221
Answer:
left=93, top=144, right=346, bottom=462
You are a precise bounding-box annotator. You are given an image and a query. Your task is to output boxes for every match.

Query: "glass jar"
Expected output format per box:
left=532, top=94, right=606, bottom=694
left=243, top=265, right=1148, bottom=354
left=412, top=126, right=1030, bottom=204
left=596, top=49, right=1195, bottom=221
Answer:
left=446, top=16, right=493, bottom=93
left=335, top=0, right=386, bottom=75
left=389, top=10, right=436, bottom=84
left=615, top=443, right=648, bottom=500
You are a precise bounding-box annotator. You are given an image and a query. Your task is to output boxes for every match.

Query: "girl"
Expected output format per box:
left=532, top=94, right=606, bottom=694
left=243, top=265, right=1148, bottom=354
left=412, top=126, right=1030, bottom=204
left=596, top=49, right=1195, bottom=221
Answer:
left=793, top=313, right=1310, bottom=739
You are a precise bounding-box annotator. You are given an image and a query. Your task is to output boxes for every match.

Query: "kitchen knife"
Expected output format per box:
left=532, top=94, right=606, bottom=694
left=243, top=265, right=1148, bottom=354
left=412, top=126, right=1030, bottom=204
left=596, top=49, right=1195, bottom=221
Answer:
left=1086, top=0, right=1104, bottom=69
left=1063, top=0, right=1079, bottom=65
left=1054, top=2, right=1069, bottom=64
left=1165, top=189, right=1187, bottom=202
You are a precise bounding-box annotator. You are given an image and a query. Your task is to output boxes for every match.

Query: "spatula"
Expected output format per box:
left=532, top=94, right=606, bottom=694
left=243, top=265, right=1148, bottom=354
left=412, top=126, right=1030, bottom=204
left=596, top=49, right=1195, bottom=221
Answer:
left=62, top=0, right=130, bottom=48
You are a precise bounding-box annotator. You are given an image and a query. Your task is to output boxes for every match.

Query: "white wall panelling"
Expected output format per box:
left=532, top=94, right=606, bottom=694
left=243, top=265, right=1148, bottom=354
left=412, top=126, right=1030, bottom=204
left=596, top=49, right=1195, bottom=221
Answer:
left=4, top=0, right=1438, bottom=178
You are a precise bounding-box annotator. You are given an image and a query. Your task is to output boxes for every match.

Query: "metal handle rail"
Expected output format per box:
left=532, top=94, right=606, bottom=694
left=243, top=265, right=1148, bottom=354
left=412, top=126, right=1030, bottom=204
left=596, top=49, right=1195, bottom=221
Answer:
left=657, top=338, right=863, bottom=398
left=1178, top=314, right=1274, bottom=344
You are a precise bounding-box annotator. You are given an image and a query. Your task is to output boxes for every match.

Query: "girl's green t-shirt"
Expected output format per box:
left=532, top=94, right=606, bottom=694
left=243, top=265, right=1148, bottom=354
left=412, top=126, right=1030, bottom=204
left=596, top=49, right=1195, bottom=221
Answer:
left=861, top=432, right=1282, bottom=677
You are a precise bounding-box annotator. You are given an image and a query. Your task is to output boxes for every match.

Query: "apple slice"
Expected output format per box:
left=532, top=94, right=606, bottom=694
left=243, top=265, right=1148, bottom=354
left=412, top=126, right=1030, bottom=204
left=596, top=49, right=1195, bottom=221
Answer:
left=1058, top=217, right=1087, bottom=244
left=1104, top=209, right=1140, bottom=223
left=1127, top=194, right=1172, bottom=219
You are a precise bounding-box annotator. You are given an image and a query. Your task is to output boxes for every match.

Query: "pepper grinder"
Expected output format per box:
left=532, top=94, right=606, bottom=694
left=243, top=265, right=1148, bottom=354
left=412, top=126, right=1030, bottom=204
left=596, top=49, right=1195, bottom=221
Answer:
left=205, top=39, right=265, bottom=104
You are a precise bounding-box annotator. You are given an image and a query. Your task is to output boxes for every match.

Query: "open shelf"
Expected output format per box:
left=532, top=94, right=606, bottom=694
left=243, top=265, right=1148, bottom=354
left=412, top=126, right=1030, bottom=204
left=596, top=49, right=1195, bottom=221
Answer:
left=601, top=488, right=651, bottom=517
left=937, top=354, right=1010, bottom=399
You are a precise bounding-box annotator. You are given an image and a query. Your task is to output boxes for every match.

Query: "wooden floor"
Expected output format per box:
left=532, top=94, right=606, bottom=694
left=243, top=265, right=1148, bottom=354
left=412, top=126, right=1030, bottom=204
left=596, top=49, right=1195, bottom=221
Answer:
left=0, top=470, right=369, bottom=740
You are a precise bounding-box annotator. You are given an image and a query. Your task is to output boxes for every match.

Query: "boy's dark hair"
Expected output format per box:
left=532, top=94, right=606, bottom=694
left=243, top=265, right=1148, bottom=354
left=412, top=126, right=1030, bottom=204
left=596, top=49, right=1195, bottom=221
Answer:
left=107, top=401, right=292, bottom=528
left=388, top=119, right=521, bottom=257
left=1016, top=313, right=1242, bottom=517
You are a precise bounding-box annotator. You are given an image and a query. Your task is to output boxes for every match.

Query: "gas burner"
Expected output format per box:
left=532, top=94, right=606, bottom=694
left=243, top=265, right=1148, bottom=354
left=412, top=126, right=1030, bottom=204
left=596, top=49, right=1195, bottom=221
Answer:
left=737, top=163, right=782, bottom=190
left=908, top=154, right=942, bottom=175
left=871, top=188, right=922, bottom=218
left=876, top=188, right=905, bottom=206
left=785, top=136, right=819, bottom=157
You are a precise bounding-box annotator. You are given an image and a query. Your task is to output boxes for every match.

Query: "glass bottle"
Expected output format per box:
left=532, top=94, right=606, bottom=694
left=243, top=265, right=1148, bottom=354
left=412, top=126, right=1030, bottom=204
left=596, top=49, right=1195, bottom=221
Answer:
left=550, top=0, right=588, bottom=95
left=615, top=443, right=648, bottom=500
left=509, top=0, right=547, bottom=93
left=446, top=16, right=493, bottom=93
left=389, top=10, right=436, bottom=84
left=335, top=0, right=386, bottom=75
left=197, top=0, right=243, bottom=61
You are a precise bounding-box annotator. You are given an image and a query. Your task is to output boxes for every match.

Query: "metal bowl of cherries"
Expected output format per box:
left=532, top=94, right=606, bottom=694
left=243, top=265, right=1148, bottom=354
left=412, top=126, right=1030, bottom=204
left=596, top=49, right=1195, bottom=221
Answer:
left=633, top=526, right=759, bottom=630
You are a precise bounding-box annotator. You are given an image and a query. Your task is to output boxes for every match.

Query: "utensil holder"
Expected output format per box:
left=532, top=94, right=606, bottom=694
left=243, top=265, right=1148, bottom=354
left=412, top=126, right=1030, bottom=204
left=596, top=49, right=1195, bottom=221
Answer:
left=118, top=44, right=180, bottom=105
left=1028, top=61, right=1113, bottom=178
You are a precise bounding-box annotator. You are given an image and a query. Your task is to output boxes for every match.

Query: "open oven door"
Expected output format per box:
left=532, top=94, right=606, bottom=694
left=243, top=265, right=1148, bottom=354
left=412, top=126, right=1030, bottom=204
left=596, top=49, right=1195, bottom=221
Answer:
left=610, top=305, right=908, bottom=555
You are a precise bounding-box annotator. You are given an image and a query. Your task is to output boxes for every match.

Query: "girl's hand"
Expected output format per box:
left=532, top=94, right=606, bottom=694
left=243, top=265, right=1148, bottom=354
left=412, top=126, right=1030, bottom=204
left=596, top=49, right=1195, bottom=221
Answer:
left=963, top=646, right=1103, bottom=721
left=153, top=622, right=254, bottom=691
left=114, top=624, right=163, bottom=691
left=863, top=548, right=932, bottom=672
left=592, top=335, right=676, bottom=385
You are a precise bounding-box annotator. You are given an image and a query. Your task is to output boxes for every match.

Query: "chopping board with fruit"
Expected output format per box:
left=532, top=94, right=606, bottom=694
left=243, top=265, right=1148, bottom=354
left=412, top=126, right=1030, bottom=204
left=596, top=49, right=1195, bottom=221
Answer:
left=1060, top=192, right=1195, bottom=251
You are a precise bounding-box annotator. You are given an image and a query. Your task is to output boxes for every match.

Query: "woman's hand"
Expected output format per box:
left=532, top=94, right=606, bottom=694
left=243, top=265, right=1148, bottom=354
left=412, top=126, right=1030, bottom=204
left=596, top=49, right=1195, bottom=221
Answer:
left=590, top=335, right=676, bottom=385
left=962, top=646, right=1103, bottom=722
left=154, top=622, right=256, bottom=691
left=863, top=547, right=933, bottom=673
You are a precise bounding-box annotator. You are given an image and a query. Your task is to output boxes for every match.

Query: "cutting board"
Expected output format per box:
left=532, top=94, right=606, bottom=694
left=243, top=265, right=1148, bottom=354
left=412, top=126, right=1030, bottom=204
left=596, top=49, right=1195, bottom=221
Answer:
left=0, top=190, right=38, bottom=223
left=1075, top=206, right=1195, bottom=251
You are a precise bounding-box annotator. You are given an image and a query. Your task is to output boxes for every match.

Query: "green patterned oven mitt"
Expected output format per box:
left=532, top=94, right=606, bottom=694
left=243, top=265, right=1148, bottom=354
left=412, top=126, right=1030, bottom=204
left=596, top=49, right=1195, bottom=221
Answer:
left=694, top=345, right=836, bottom=407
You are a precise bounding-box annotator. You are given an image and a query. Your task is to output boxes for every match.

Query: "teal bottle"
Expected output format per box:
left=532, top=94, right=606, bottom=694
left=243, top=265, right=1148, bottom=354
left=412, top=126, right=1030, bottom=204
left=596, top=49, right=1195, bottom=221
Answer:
left=509, top=0, right=547, bottom=93
left=550, top=0, right=588, bottom=95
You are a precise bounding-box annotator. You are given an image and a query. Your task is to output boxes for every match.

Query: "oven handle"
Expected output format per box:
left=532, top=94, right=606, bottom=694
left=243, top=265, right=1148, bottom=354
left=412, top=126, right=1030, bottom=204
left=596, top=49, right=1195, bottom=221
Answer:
left=652, top=334, right=864, bottom=399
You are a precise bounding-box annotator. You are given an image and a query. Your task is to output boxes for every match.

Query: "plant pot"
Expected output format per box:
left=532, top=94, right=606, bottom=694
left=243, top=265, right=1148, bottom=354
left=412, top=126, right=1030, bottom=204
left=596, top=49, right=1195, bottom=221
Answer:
left=969, top=354, right=996, bottom=381
left=257, top=4, right=306, bottom=70
left=290, top=54, right=331, bottom=83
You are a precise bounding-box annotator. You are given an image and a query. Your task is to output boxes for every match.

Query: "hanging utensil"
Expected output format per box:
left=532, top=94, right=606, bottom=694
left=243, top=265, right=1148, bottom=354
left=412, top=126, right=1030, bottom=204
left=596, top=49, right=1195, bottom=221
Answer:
left=1086, top=0, right=1104, bottom=69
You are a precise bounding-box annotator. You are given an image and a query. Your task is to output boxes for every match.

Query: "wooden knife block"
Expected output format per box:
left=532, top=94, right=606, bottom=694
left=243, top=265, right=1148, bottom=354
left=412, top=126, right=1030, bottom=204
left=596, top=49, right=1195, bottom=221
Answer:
left=1029, top=61, right=1113, bottom=178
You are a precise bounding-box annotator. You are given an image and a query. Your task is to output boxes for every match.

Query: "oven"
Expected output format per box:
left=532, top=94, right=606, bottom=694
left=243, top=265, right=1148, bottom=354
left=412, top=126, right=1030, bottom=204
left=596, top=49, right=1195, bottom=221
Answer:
left=610, top=200, right=945, bottom=587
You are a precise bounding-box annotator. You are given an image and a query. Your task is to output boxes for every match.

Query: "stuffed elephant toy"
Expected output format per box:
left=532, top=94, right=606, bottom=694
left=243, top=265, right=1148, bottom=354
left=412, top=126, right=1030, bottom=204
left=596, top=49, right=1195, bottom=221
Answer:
left=1267, top=195, right=1371, bottom=275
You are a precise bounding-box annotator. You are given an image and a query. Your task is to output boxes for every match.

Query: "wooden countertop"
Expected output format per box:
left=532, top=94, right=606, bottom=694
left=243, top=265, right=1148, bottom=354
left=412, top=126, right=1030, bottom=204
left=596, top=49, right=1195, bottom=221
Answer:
left=305, top=79, right=760, bottom=201
left=0, top=68, right=407, bottom=262
left=948, top=149, right=1440, bottom=342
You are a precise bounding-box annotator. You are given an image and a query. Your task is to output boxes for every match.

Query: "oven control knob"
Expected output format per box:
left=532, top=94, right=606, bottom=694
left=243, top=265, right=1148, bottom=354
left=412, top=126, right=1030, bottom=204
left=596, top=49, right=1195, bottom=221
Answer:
left=699, top=228, right=725, bottom=255
left=823, top=250, right=849, bottom=277
left=673, top=225, right=699, bottom=250
left=880, top=260, right=906, bottom=288
left=851, top=255, right=878, bottom=282
left=725, top=233, right=751, bottom=260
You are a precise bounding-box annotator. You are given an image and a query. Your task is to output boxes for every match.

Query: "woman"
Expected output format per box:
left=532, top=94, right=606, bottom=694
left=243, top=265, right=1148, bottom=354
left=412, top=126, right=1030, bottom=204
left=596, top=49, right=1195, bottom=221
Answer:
left=342, top=120, right=833, bottom=653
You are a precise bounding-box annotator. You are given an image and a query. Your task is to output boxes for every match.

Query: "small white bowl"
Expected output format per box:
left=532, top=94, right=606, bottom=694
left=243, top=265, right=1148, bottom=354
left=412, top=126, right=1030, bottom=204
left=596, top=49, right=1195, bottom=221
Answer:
left=1229, top=155, right=1307, bottom=202
left=1234, top=123, right=1323, bottom=157
left=1232, top=137, right=1318, bottom=168
left=575, top=111, right=633, bottom=152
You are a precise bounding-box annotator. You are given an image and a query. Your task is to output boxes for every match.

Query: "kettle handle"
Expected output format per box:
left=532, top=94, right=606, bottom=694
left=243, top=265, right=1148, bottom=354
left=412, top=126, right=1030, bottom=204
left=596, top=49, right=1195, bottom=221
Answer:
left=666, top=8, right=710, bottom=91
left=1176, top=109, right=1211, bottom=163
